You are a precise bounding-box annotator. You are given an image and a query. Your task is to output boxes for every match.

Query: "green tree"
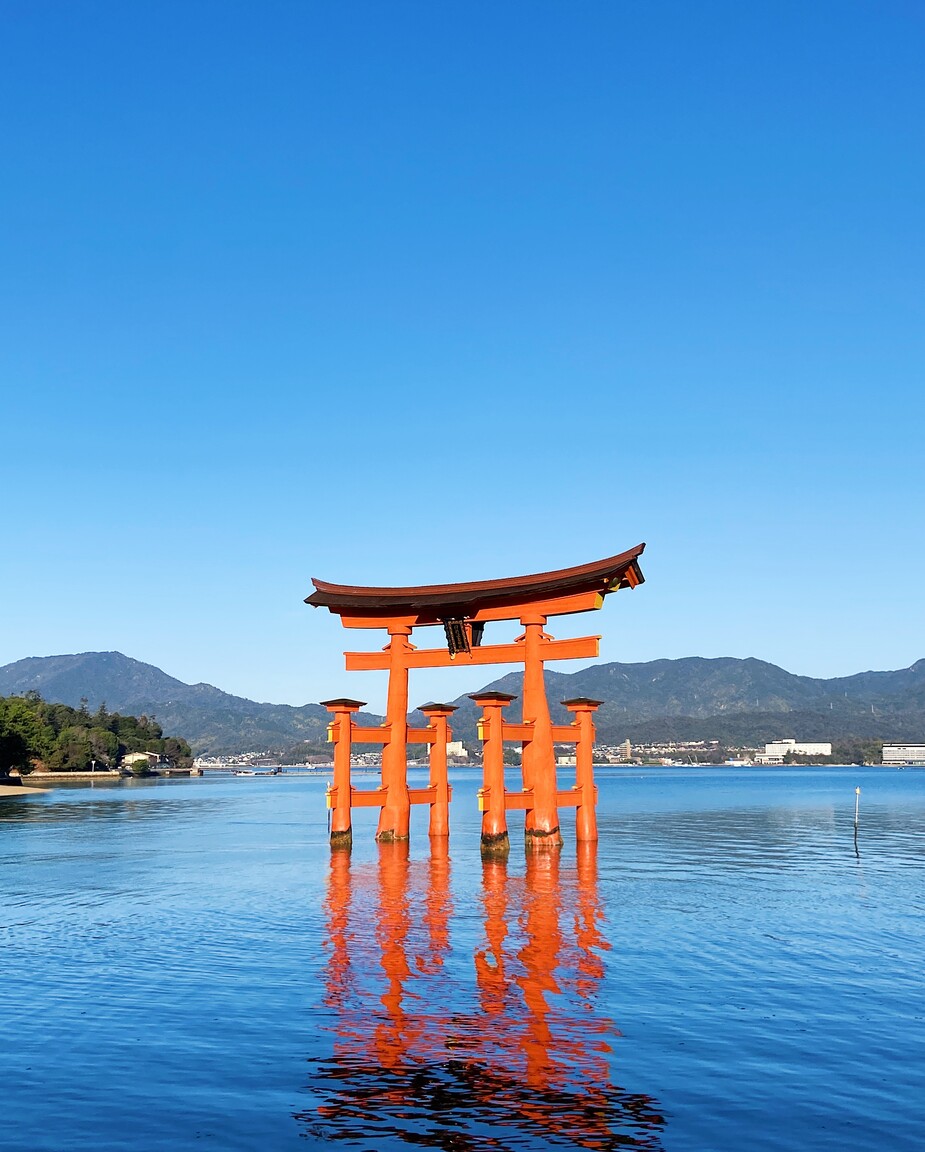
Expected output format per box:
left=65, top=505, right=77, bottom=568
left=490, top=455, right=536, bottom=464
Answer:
left=48, top=726, right=93, bottom=771
left=0, top=696, right=49, bottom=775
left=89, top=727, right=119, bottom=766
left=162, top=736, right=193, bottom=770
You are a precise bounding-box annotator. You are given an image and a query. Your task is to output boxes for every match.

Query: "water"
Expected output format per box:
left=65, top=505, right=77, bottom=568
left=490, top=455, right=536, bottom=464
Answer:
left=2, top=768, right=923, bottom=1151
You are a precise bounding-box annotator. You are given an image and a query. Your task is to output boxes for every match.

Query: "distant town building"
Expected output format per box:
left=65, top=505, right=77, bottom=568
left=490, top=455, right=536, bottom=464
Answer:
left=621, top=739, right=632, bottom=760
left=446, top=740, right=469, bottom=760
left=882, top=743, right=925, bottom=766
left=755, top=739, right=832, bottom=765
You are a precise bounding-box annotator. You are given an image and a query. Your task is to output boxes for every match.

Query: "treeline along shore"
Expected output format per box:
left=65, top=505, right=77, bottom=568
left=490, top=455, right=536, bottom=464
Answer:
left=0, top=693, right=193, bottom=778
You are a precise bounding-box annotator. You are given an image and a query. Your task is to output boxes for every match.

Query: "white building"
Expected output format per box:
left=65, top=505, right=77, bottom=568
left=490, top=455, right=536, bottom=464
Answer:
left=755, top=739, right=832, bottom=765
left=882, top=744, right=925, bottom=766
left=445, top=740, right=469, bottom=760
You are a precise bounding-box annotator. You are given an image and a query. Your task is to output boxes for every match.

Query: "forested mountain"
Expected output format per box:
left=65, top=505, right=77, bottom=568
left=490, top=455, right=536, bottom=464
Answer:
left=0, top=652, right=382, bottom=755
left=421, top=657, right=925, bottom=744
left=1, top=651, right=923, bottom=754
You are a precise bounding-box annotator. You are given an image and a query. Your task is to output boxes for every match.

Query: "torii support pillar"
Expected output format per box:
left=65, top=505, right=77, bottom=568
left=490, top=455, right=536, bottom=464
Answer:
left=419, top=703, right=456, bottom=839
left=473, top=692, right=516, bottom=856
left=563, top=697, right=603, bottom=843
left=377, top=625, right=413, bottom=843
left=520, top=614, right=562, bottom=849
left=322, top=698, right=366, bottom=850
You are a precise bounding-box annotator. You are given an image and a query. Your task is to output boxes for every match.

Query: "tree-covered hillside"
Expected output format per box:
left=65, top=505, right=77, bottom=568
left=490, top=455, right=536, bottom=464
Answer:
left=0, top=652, right=382, bottom=755
left=0, top=693, right=192, bottom=775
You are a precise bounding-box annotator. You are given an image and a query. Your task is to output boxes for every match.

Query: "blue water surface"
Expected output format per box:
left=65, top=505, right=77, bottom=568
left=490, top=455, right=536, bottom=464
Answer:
left=1, top=767, right=923, bottom=1151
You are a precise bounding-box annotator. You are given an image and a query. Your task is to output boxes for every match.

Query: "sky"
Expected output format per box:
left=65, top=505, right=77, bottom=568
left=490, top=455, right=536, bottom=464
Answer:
left=2, top=0, right=923, bottom=712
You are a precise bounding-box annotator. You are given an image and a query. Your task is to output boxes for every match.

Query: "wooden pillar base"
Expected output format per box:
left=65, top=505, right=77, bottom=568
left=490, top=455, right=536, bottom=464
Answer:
left=376, top=787, right=411, bottom=843
left=330, top=827, right=353, bottom=850
left=376, top=827, right=410, bottom=844
left=525, top=825, right=563, bottom=849
left=480, top=830, right=511, bottom=856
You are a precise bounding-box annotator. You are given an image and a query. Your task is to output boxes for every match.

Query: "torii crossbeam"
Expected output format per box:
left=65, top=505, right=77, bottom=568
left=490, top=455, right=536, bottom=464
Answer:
left=306, top=544, right=645, bottom=850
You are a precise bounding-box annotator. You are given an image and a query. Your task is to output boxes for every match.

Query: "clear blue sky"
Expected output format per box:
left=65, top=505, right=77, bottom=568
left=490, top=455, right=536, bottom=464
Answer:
left=2, top=1, right=923, bottom=711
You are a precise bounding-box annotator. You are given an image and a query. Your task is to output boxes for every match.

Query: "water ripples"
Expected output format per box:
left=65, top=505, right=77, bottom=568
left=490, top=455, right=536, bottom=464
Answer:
left=2, top=769, right=924, bottom=1150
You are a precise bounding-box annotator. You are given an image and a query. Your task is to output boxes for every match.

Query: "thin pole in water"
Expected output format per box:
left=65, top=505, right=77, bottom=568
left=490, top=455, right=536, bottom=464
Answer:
left=855, top=785, right=861, bottom=827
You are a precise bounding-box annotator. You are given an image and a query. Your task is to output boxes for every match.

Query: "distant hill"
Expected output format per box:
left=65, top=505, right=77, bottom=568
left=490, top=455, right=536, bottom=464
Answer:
left=0, top=652, right=383, bottom=755
left=415, top=656, right=925, bottom=745
left=2, top=651, right=923, bottom=754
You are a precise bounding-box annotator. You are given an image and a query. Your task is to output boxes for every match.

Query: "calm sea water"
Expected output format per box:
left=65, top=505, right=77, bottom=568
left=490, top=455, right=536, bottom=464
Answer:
left=2, top=767, right=923, bottom=1151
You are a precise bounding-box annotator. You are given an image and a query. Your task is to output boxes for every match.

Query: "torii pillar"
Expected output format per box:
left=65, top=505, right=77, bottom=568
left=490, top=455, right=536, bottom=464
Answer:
left=419, top=703, right=455, bottom=839
left=378, top=625, right=413, bottom=842
left=472, top=691, right=517, bottom=855
left=563, top=697, right=603, bottom=842
left=520, top=613, right=561, bottom=848
left=321, top=697, right=365, bottom=850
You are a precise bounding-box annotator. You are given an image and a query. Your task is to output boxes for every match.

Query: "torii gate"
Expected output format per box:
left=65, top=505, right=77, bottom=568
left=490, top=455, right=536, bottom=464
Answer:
left=306, top=544, right=645, bottom=851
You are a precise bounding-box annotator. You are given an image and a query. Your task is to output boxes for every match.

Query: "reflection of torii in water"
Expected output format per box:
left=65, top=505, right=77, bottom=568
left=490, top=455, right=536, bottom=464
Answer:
left=298, top=843, right=666, bottom=1150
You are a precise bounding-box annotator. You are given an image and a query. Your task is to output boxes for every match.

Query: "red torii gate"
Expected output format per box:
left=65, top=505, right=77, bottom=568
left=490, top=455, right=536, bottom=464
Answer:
left=306, top=544, right=645, bottom=851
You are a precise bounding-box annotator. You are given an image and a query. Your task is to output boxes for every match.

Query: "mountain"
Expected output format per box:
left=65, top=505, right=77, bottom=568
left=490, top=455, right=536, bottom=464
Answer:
left=2, top=651, right=923, bottom=754
left=0, top=652, right=383, bottom=755
left=415, top=656, right=925, bottom=745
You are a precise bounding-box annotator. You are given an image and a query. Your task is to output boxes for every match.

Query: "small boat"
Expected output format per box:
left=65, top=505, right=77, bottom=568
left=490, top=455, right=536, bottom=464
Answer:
left=234, top=768, right=280, bottom=777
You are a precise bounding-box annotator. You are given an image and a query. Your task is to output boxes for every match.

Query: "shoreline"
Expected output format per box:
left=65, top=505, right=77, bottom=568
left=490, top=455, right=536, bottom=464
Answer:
left=0, top=782, right=50, bottom=797
left=17, top=770, right=123, bottom=783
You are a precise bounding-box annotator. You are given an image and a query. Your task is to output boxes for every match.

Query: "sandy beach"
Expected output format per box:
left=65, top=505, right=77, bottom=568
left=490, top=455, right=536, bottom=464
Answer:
left=0, top=783, right=49, bottom=797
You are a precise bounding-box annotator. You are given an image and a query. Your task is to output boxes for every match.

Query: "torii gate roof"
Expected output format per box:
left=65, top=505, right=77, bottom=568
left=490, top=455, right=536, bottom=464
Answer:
left=306, top=544, right=645, bottom=625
